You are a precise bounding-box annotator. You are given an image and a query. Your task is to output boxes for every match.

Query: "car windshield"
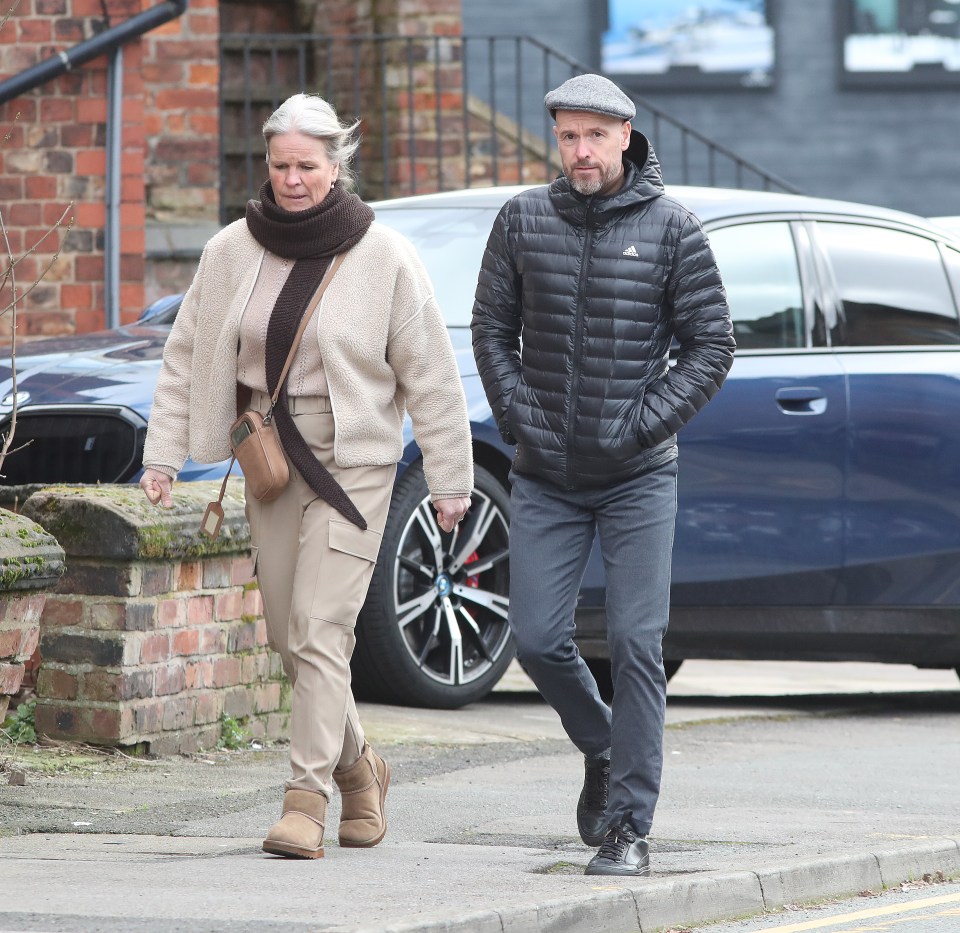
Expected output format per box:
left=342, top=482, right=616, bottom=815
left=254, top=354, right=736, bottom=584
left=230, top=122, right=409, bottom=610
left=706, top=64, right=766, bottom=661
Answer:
left=137, top=293, right=183, bottom=325
left=375, top=206, right=495, bottom=327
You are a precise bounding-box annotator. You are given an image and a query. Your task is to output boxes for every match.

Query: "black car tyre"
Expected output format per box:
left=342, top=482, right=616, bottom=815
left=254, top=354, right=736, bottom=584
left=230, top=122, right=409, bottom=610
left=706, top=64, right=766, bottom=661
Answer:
left=353, top=462, right=514, bottom=708
left=585, top=657, right=683, bottom=704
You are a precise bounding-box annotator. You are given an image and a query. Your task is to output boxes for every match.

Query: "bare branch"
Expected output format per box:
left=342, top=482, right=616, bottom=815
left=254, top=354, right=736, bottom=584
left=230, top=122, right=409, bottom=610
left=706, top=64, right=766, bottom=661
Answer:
left=0, top=207, right=19, bottom=473
left=0, top=436, right=33, bottom=457
left=0, top=0, right=22, bottom=34
left=0, top=211, right=74, bottom=318
left=0, top=203, right=74, bottom=283
left=2, top=111, right=20, bottom=146
left=0, top=0, right=73, bottom=479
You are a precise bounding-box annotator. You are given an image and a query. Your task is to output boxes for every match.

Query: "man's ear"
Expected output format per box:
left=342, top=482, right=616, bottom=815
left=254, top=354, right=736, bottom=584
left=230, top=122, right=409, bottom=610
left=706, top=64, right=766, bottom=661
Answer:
left=620, top=121, right=631, bottom=152
left=552, top=124, right=560, bottom=144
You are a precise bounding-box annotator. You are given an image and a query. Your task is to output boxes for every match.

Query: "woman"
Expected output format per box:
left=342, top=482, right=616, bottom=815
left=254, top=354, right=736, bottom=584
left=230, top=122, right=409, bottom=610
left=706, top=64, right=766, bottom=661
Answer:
left=140, top=93, right=473, bottom=860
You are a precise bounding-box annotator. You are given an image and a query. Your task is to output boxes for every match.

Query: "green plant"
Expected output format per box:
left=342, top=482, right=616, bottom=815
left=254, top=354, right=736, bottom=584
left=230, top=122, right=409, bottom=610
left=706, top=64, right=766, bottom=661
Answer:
left=217, top=713, right=250, bottom=750
left=1, top=698, right=36, bottom=745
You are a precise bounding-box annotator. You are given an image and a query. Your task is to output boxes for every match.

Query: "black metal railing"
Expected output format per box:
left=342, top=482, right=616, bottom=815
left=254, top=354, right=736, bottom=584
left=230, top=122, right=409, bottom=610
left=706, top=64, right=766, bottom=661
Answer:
left=220, top=33, right=799, bottom=223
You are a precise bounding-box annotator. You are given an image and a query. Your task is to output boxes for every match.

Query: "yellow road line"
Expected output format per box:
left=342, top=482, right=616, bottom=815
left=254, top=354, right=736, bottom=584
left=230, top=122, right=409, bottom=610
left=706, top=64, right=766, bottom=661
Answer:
left=746, top=891, right=960, bottom=932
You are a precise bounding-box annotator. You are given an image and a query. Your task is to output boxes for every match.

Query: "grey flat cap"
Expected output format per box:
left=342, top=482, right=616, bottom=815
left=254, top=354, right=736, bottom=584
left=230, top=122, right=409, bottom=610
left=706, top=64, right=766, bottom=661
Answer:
left=544, top=73, right=636, bottom=121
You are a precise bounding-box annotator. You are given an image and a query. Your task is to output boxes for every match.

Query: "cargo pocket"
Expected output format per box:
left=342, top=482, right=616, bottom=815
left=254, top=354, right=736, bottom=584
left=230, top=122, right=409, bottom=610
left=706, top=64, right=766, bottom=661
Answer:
left=311, top=519, right=384, bottom=627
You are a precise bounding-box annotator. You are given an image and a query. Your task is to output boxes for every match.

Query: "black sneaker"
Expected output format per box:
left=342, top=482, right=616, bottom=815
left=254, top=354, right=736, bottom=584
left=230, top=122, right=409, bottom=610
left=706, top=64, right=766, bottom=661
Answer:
left=584, top=823, right=650, bottom=876
left=576, top=753, right=610, bottom=846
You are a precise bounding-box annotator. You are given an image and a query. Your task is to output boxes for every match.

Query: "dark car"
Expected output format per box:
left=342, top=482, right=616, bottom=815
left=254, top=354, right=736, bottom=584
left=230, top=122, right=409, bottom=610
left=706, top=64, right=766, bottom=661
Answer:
left=3, top=185, right=960, bottom=708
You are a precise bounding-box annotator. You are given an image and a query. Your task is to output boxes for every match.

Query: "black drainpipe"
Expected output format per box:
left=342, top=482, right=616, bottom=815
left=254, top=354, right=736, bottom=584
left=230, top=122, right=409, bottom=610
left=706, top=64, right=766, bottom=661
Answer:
left=0, top=0, right=188, bottom=329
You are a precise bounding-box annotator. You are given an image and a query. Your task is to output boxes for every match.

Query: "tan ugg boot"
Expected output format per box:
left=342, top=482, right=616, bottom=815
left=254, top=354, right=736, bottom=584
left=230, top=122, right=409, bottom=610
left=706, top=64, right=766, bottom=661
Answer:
left=333, top=743, right=390, bottom=847
left=262, top=788, right=327, bottom=859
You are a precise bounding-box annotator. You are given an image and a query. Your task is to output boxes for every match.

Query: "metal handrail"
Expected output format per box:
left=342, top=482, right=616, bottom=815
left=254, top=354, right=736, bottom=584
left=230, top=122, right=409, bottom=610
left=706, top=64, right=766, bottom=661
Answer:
left=518, top=35, right=801, bottom=195
left=219, top=32, right=801, bottom=221
left=0, top=0, right=187, bottom=105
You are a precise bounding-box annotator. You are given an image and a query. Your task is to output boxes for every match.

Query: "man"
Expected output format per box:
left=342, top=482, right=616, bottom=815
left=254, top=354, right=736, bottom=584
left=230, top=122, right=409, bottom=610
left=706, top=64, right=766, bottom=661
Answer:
left=471, top=74, right=735, bottom=877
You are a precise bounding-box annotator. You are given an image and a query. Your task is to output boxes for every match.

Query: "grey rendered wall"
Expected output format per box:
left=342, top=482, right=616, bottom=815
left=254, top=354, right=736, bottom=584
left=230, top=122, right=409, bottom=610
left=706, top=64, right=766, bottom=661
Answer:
left=460, top=0, right=606, bottom=138
left=462, top=0, right=960, bottom=218
left=461, top=0, right=603, bottom=65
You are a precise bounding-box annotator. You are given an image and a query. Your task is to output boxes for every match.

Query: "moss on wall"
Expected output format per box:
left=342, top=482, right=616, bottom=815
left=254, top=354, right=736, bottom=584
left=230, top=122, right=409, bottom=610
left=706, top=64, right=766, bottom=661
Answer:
left=21, top=480, right=249, bottom=561
left=0, top=509, right=66, bottom=592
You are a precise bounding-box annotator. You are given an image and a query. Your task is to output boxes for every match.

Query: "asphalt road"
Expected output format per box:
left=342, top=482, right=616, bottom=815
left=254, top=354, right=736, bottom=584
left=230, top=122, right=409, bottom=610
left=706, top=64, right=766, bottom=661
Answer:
left=694, top=879, right=960, bottom=933
left=1, top=659, right=958, bottom=933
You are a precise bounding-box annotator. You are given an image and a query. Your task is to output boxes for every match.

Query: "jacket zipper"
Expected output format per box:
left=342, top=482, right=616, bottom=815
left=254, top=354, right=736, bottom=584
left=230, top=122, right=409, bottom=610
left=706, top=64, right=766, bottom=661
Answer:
left=565, top=201, right=595, bottom=489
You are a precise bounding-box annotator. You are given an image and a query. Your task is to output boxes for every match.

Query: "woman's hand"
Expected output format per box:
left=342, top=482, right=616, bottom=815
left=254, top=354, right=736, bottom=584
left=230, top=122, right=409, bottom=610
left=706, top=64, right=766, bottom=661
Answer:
left=434, top=495, right=471, bottom=533
left=140, top=468, right=174, bottom=508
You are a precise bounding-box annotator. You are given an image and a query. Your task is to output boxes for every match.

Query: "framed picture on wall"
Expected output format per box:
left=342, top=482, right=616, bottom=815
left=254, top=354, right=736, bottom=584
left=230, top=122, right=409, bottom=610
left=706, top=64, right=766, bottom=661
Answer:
left=601, top=0, right=775, bottom=90
left=840, top=0, right=960, bottom=87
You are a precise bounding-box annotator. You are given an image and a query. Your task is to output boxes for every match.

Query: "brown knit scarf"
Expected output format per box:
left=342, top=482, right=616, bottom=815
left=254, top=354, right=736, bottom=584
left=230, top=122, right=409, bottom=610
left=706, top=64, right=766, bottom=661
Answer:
left=245, top=180, right=375, bottom=529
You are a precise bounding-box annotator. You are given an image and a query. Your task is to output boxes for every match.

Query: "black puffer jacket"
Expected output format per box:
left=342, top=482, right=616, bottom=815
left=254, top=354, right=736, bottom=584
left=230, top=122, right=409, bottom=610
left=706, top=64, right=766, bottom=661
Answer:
left=471, top=132, right=735, bottom=490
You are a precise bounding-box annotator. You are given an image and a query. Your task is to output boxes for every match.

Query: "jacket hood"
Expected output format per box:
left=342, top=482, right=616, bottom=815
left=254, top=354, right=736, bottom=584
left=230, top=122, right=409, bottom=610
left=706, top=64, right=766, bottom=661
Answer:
left=549, top=130, right=665, bottom=226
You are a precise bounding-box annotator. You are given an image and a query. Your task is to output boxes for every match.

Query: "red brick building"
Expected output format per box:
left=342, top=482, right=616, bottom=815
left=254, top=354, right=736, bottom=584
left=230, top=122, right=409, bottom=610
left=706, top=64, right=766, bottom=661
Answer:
left=0, top=0, right=463, bottom=339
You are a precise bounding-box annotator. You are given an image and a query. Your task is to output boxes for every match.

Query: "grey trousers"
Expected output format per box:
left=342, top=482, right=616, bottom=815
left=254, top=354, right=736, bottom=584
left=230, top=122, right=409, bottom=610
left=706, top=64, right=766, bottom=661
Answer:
left=507, top=461, right=678, bottom=836
left=245, top=391, right=395, bottom=799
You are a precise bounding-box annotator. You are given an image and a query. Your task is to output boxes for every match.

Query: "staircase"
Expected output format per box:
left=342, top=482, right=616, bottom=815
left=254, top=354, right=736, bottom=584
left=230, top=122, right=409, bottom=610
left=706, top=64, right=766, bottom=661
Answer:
left=219, top=33, right=799, bottom=223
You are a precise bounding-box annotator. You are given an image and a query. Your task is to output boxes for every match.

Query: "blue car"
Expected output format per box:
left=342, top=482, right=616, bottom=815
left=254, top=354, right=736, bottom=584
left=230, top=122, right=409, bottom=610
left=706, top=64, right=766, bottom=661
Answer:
left=3, top=185, right=960, bottom=708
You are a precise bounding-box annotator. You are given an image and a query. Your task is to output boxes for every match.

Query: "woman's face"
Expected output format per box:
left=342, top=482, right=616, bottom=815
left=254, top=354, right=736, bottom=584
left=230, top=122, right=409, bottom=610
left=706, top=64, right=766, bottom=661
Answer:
left=267, top=131, right=339, bottom=211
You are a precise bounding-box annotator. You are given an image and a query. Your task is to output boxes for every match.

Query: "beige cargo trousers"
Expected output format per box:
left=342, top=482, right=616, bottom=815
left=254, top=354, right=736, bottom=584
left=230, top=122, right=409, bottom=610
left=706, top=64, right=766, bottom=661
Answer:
left=244, top=391, right=395, bottom=798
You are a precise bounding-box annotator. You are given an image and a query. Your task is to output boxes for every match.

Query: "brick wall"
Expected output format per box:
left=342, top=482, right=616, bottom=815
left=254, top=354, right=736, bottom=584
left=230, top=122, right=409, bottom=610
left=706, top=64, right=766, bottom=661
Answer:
left=0, top=0, right=220, bottom=340
left=142, top=0, right=219, bottom=220
left=296, top=0, right=479, bottom=200
left=0, top=591, right=45, bottom=722
left=1, top=0, right=567, bottom=337
left=0, top=510, right=65, bottom=723
left=22, top=483, right=288, bottom=755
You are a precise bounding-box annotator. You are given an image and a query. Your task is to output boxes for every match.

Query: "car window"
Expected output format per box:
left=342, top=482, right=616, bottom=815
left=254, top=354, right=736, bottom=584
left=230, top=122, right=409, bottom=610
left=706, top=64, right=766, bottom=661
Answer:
left=707, top=221, right=805, bottom=350
left=816, top=223, right=960, bottom=346
left=943, top=245, right=960, bottom=312
left=137, top=294, right=183, bottom=325
left=374, top=206, right=496, bottom=327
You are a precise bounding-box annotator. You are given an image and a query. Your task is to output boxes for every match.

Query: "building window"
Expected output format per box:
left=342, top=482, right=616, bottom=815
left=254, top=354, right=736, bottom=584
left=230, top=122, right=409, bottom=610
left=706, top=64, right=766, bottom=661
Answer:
left=840, top=0, right=960, bottom=87
left=602, top=0, right=775, bottom=90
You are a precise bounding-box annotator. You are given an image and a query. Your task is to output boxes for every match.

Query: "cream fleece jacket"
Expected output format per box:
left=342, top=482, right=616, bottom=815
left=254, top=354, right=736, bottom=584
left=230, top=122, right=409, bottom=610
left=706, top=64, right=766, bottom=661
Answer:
left=143, top=219, right=474, bottom=499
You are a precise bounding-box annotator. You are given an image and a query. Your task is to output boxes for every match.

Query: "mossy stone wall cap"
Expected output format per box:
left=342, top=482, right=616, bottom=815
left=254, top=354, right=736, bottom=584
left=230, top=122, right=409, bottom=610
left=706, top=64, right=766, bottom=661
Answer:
left=21, top=481, right=249, bottom=561
left=544, top=73, right=636, bottom=121
left=0, top=508, right=66, bottom=592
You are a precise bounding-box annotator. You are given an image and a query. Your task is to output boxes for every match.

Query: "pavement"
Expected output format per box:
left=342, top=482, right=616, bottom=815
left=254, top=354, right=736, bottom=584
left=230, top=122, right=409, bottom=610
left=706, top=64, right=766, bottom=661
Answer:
left=2, top=660, right=959, bottom=933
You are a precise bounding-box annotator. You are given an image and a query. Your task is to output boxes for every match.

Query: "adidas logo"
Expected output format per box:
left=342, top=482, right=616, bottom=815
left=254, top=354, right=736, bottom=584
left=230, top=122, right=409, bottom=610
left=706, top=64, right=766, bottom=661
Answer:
left=622, top=245, right=639, bottom=257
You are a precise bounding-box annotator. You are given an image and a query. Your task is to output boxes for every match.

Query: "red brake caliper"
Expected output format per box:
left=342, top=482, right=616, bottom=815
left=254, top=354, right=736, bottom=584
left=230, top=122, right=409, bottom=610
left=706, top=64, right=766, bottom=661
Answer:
left=465, top=550, right=480, bottom=588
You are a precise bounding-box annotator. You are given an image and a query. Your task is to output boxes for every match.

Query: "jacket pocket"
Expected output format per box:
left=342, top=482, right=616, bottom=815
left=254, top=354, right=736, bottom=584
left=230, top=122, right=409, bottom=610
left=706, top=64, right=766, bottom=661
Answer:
left=503, top=377, right=527, bottom=444
left=616, top=389, right=647, bottom=452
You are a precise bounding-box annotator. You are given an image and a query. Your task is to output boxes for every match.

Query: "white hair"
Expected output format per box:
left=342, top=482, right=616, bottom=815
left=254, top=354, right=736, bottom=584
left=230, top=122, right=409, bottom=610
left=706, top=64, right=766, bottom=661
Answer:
left=262, top=93, right=361, bottom=189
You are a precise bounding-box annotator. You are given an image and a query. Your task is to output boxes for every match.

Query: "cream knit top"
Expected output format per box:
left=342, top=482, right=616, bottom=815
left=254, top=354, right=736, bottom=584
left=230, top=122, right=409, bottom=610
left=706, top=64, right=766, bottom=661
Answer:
left=236, top=251, right=330, bottom=397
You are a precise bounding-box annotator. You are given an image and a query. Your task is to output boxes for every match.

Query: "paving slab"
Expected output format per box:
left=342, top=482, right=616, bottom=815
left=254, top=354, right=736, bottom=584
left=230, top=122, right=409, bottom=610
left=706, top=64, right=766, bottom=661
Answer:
left=2, top=661, right=959, bottom=932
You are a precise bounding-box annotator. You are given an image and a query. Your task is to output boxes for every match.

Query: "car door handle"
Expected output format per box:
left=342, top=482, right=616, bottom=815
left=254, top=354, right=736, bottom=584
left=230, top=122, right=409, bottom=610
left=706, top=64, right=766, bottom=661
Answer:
left=775, top=387, right=827, bottom=415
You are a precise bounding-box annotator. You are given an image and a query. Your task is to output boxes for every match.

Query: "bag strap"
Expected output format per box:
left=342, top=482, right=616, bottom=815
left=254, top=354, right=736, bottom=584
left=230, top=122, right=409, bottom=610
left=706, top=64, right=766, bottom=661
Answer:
left=269, top=252, right=345, bottom=409
left=203, top=252, right=346, bottom=534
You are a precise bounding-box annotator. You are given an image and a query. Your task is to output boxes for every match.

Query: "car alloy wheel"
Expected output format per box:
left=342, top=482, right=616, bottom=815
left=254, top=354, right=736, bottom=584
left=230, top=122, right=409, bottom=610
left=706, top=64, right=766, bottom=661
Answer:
left=353, top=463, right=514, bottom=708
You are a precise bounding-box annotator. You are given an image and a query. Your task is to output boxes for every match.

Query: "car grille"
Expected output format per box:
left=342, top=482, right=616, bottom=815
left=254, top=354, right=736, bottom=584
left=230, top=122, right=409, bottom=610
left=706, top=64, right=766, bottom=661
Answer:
left=0, top=407, right=147, bottom=485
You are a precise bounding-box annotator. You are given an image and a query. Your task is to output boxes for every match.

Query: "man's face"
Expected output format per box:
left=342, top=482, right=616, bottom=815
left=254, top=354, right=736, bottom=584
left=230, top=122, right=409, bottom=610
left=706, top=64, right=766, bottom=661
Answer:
left=553, top=110, right=630, bottom=197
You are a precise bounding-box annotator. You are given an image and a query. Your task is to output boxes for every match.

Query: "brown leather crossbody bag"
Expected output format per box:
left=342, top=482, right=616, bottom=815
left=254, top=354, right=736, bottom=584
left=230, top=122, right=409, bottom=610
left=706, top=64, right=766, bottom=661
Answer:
left=201, top=255, right=344, bottom=538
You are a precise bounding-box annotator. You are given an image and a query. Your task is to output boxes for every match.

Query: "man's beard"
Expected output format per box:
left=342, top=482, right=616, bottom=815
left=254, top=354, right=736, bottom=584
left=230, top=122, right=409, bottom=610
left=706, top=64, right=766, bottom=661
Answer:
left=567, top=162, right=619, bottom=196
